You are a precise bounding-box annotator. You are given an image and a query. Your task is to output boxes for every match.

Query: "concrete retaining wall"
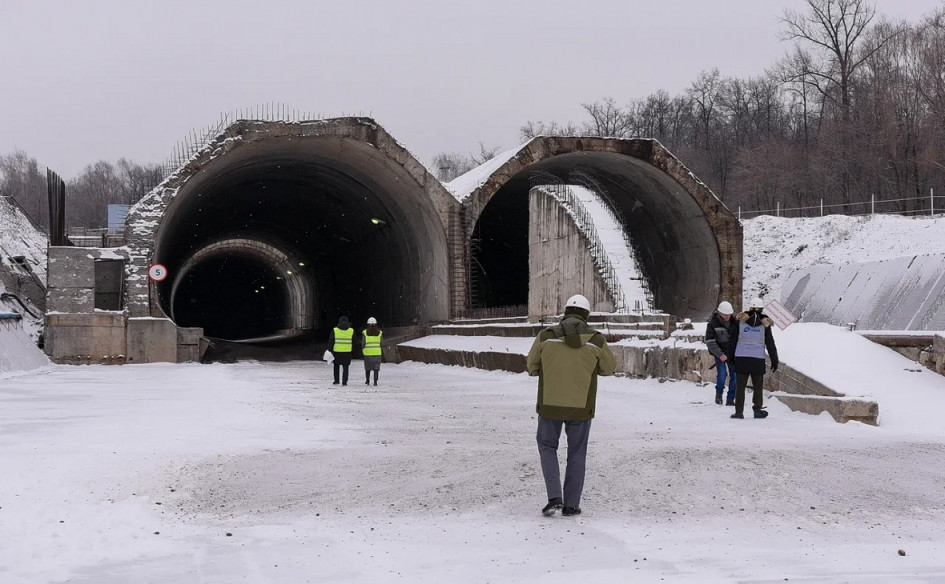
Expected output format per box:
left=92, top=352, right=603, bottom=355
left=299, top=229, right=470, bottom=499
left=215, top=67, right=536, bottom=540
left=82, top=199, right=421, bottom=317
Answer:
left=528, top=189, right=615, bottom=318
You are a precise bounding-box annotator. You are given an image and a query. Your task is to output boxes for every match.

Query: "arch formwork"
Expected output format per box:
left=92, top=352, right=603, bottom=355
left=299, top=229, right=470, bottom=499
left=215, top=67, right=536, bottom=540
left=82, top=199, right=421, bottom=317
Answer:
left=455, top=137, right=742, bottom=320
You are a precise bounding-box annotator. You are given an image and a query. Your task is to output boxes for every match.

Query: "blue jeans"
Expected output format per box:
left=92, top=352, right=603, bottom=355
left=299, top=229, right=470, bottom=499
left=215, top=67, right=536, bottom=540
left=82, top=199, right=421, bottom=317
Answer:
left=715, top=358, right=736, bottom=403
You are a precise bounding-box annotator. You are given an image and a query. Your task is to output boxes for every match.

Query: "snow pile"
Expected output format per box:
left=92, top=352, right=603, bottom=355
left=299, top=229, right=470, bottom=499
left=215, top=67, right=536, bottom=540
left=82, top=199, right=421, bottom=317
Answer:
left=0, top=316, right=50, bottom=377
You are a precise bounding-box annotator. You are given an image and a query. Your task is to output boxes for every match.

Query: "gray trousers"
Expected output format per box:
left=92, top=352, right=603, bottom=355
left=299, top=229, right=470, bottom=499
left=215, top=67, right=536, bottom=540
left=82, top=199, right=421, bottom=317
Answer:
left=537, top=416, right=592, bottom=508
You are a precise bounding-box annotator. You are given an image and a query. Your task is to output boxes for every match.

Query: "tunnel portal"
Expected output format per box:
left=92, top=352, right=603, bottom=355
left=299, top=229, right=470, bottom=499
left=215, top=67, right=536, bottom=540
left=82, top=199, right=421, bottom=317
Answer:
left=110, top=120, right=741, bottom=362
left=126, top=120, right=454, bottom=348
left=460, top=139, right=742, bottom=319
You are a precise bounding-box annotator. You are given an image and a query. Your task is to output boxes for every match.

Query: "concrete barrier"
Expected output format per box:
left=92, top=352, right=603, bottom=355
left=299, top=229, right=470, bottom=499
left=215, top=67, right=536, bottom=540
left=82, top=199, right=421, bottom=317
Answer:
left=772, top=393, right=879, bottom=425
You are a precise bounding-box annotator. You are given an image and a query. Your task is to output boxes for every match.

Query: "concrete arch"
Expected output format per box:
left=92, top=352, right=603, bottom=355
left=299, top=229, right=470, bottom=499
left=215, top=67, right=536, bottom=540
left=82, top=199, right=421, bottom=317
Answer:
left=458, top=137, right=742, bottom=319
left=124, top=118, right=459, bottom=343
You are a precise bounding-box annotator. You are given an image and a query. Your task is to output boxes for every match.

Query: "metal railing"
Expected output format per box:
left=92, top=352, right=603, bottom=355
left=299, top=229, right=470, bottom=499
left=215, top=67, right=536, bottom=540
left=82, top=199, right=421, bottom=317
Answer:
left=531, top=172, right=630, bottom=312
left=158, top=103, right=343, bottom=180
left=738, top=190, right=944, bottom=220
left=568, top=171, right=655, bottom=309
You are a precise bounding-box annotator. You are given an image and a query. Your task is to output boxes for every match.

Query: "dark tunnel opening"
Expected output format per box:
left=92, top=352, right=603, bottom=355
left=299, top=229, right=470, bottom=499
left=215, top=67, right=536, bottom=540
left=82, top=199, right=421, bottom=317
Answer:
left=147, top=132, right=450, bottom=355
left=173, top=253, right=289, bottom=340
left=469, top=190, right=529, bottom=309
left=467, top=150, right=722, bottom=318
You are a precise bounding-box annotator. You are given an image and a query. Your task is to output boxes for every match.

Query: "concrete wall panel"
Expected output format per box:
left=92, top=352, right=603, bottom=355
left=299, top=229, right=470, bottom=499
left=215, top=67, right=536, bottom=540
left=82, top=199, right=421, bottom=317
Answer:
left=44, top=312, right=126, bottom=364
left=528, top=189, right=614, bottom=319
left=783, top=253, right=945, bottom=330
left=126, top=318, right=179, bottom=364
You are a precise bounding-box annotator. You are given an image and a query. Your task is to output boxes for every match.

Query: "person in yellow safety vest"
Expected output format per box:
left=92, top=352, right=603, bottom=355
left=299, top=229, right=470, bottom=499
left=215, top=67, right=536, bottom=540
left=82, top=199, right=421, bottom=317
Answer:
left=361, top=317, right=383, bottom=386
left=329, top=315, right=354, bottom=385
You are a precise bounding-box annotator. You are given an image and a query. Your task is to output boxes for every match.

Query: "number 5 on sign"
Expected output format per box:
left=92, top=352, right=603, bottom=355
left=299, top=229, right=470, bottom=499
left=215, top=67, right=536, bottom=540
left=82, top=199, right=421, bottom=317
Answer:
left=148, top=264, right=168, bottom=282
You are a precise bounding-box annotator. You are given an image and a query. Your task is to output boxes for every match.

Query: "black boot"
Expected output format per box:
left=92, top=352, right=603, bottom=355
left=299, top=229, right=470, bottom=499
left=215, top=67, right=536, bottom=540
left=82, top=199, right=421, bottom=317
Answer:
left=753, top=407, right=769, bottom=419
left=541, top=497, right=563, bottom=516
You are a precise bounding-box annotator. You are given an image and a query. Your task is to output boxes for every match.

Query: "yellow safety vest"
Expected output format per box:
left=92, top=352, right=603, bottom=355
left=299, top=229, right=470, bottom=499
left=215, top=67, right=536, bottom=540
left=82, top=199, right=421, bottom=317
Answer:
left=362, top=330, right=383, bottom=356
left=332, top=327, right=353, bottom=353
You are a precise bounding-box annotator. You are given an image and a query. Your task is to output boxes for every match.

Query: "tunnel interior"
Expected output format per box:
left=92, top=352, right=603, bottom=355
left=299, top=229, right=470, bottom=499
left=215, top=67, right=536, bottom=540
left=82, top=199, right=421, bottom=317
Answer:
left=470, top=151, right=722, bottom=318
left=151, top=134, right=449, bottom=346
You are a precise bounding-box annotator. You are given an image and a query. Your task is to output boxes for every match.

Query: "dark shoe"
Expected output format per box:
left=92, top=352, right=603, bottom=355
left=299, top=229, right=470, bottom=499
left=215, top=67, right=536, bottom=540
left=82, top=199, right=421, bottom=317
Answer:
left=542, top=497, right=563, bottom=516
left=730, top=412, right=744, bottom=419
left=725, top=401, right=735, bottom=406
left=562, top=506, right=582, bottom=516
left=753, top=408, right=769, bottom=419
left=715, top=394, right=723, bottom=405
left=365, top=380, right=370, bottom=385
left=332, top=381, right=339, bottom=385
left=373, top=381, right=378, bottom=386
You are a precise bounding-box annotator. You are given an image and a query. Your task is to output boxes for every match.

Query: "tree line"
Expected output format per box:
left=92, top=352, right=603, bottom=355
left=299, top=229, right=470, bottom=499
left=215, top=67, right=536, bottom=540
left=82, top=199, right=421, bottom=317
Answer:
left=440, top=0, right=945, bottom=217
left=0, top=151, right=162, bottom=231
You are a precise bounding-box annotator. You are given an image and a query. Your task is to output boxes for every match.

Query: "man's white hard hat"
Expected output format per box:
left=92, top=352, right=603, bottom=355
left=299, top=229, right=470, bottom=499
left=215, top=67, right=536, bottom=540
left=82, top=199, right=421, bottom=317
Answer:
left=367, top=317, right=377, bottom=324
left=717, top=301, right=734, bottom=315
left=749, top=298, right=765, bottom=310
left=565, top=294, right=591, bottom=312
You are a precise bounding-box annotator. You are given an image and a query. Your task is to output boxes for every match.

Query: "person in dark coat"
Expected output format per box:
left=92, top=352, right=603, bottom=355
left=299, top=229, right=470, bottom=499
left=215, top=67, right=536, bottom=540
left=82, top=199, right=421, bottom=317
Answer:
left=730, top=298, right=779, bottom=419
left=705, top=300, right=738, bottom=406
left=328, top=316, right=354, bottom=385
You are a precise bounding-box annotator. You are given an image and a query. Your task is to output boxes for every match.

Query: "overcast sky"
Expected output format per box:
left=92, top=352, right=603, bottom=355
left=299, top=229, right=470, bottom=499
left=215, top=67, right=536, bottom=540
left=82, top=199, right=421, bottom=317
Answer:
left=2, top=0, right=943, bottom=179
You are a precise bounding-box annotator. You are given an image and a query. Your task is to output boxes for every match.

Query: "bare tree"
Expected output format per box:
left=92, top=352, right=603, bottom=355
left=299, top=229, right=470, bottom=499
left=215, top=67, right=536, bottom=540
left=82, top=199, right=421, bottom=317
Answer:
left=581, top=97, right=633, bottom=138
left=519, top=120, right=579, bottom=142
left=0, top=150, right=47, bottom=230
left=779, top=0, right=900, bottom=116
left=779, top=0, right=904, bottom=206
left=431, top=143, right=503, bottom=182
left=688, top=69, right=724, bottom=151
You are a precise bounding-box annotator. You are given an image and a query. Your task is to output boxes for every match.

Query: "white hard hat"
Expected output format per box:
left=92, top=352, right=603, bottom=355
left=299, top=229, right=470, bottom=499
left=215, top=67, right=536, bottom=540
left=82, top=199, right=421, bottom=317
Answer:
left=749, top=298, right=765, bottom=310
left=367, top=317, right=377, bottom=324
left=717, top=301, right=734, bottom=315
left=565, top=294, right=591, bottom=312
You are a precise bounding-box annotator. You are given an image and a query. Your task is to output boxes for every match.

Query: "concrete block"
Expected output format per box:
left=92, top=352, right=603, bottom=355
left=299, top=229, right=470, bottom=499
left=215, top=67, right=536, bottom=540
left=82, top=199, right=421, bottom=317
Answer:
left=44, top=312, right=126, bottom=364
left=772, top=393, right=879, bottom=425
left=46, top=288, right=95, bottom=313
left=934, top=334, right=945, bottom=353
left=397, top=345, right=527, bottom=373
left=126, top=317, right=178, bottom=364
left=177, top=326, right=204, bottom=346
left=47, top=248, right=95, bottom=288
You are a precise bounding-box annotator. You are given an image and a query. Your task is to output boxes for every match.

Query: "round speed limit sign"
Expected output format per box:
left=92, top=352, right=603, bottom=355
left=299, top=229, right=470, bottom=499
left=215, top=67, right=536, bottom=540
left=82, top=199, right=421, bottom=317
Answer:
left=148, top=263, right=168, bottom=282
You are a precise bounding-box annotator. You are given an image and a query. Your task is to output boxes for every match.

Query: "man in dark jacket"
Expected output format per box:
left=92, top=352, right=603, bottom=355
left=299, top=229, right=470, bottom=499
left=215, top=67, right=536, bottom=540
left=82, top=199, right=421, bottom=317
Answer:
left=730, top=298, right=779, bottom=419
left=705, top=300, right=739, bottom=406
left=527, top=294, right=616, bottom=517
left=328, top=316, right=353, bottom=386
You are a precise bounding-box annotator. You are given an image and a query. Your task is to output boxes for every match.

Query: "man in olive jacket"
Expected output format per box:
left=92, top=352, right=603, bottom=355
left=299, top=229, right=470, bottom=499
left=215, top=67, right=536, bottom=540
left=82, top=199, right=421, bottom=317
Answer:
left=527, top=294, right=617, bottom=517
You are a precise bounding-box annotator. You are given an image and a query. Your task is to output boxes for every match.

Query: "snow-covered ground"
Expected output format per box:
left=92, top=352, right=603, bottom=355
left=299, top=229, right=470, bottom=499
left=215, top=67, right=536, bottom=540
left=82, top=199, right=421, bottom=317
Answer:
left=2, top=359, right=945, bottom=583
left=4, top=209, right=945, bottom=581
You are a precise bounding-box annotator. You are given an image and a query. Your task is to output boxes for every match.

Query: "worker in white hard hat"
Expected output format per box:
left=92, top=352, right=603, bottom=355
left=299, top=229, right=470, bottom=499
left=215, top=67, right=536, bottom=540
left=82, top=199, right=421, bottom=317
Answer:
left=361, top=317, right=383, bottom=386
left=526, top=293, right=616, bottom=518
left=705, top=300, right=739, bottom=406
